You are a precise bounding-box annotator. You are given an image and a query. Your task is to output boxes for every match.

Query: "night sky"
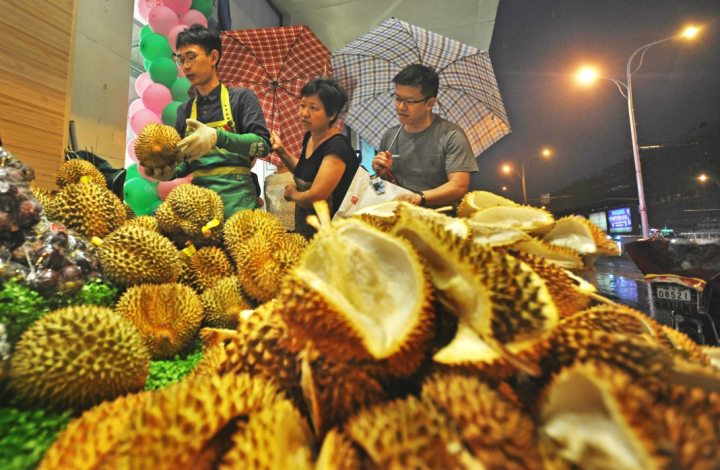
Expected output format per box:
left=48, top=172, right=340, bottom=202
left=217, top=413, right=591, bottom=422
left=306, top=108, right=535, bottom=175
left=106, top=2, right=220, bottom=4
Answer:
left=471, top=0, right=720, bottom=203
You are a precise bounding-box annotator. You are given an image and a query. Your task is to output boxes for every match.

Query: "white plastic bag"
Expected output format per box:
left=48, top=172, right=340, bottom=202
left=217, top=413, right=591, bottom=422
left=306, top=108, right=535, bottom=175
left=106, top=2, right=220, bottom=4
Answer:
left=333, top=166, right=413, bottom=219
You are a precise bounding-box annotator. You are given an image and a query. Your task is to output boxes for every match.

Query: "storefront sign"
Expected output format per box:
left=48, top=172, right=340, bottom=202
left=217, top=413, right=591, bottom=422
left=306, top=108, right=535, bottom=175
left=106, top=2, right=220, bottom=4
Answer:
left=589, top=211, right=608, bottom=231
left=608, top=207, right=632, bottom=233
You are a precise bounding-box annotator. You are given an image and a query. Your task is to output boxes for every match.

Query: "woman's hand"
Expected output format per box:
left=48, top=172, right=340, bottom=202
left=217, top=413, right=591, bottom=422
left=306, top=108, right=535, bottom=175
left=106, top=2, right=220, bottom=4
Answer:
left=270, top=132, right=285, bottom=153
left=284, top=183, right=297, bottom=202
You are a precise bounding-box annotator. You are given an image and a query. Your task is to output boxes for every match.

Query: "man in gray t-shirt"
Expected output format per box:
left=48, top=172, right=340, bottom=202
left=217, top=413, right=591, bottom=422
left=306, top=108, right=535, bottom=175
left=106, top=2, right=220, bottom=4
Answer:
left=372, top=64, right=478, bottom=209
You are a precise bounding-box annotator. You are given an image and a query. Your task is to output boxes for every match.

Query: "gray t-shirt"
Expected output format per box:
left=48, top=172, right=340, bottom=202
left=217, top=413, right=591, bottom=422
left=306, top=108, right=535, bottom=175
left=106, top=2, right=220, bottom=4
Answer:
left=379, top=116, right=478, bottom=195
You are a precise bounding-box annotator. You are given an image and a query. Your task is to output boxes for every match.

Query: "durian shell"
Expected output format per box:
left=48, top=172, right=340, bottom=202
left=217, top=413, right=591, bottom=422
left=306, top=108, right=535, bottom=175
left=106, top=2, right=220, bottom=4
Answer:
left=52, top=181, right=127, bottom=239
left=224, top=208, right=286, bottom=255
left=114, top=283, right=204, bottom=360
left=9, top=305, right=150, bottom=411
left=703, top=346, right=720, bottom=371
left=102, top=373, right=279, bottom=469
left=236, top=235, right=284, bottom=303
left=37, top=392, right=148, bottom=470
left=656, top=324, right=710, bottom=365
left=123, top=203, right=136, bottom=221
left=188, top=246, right=235, bottom=292
left=422, top=372, right=543, bottom=470
left=31, top=186, right=58, bottom=219
left=353, top=200, right=403, bottom=232
left=218, top=400, right=315, bottom=470
left=458, top=190, right=518, bottom=218
left=185, top=327, right=236, bottom=381
left=510, top=237, right=584, bottom=270
left=156, top=184, right=225, bottom=248
left=134, top=123, right=182, bottom=169
left=56, top=159, right=106, bottom=188
left=316, top=428, right=363, bottom=470
left=543, top=215, right=620, bottom=256
left=97, top=225, right=181, bottom=288
left=200, top=276, right=253, bottom=330
left=125, top=215, right=158, bottom=233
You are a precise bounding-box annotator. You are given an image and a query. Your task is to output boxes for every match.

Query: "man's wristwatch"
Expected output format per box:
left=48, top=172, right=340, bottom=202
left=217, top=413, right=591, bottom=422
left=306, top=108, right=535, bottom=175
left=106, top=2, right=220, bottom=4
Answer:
left=419, top=191, right=426, bottom=207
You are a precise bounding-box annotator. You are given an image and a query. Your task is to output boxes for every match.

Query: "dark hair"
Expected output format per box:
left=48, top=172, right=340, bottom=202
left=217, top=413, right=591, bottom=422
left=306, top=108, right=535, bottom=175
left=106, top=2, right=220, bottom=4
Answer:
left=300, top=78, right=348, bottom=126
left=392, top=64, right=439, bottom=99
left=176, top=25, right=222, bottom=67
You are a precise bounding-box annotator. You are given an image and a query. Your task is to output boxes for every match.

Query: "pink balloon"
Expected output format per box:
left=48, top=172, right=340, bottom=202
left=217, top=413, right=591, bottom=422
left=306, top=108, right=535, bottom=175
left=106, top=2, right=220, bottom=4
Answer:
left=148, top=5, right=180, bottom=37
left=129, top=98, right=144, bottom=116
left=130, top=108, right=162, bottom=135
left=158, top=177, right=190, bottom=200
left=163, top=0, right=192, bottom=16
left=127, top=137, right=139, bottom=163
left=167, top=24, right=189, bottom=53
left=137, top=162, right=159, bottom=182
left=136, top=0, right=157, bottom=22
left=142, top=83, right=173, bottom=114
left=135, top=72, right=153, bottom=96
left=180, top=9, right=208, bottom=28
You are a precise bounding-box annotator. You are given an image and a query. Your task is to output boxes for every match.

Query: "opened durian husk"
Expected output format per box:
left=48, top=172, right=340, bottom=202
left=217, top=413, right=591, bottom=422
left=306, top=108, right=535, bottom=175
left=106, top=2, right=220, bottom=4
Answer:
left=543, top=215, right=620, bottom=258
left=469, top=205, right=555, bottom=236
left=316, top=428, right=363, bottom=470
left=457, top=190, right=518, bottom=218
left=466, top=220, right=532, bottom=249
left=185, top=327, right=237, bottom=381
left=656, top=324, right=710, bottom=365
left=703, top=346, right=720, bottom=371
left=538, top=361, right=669, bottom=470
left=278, top=201, right=435, bottom=377
left=352, top=200, right=404, bottom=232
left=510, top=237, right=584, bottom=270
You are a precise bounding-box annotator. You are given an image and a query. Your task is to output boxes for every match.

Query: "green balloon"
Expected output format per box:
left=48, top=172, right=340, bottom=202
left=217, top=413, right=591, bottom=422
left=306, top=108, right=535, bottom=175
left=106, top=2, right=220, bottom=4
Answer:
left=194, top=1, right=213, bottom=19
left=171, top=77, right=191, bottom=102
left=191, top=0, right=214, bottom=9
left=139, top=33, right=172, bottom=62
left=162, top=101, right=182, bottom=126
left=143, top=60, right=150, bottom=72
left=124, top=177, right=160, bottom=215
left=140, top=24, right=152, bottom=39
left=148, top=200, right=164, bottom=216
left=149, top=57, right=178, bottom=89
left=126, top=163, right=140, bottom=181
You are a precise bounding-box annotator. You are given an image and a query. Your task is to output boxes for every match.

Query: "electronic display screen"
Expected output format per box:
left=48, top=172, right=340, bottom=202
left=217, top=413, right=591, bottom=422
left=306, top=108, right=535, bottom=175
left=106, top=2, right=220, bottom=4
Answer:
left=608, top=207, right=633, bottom=233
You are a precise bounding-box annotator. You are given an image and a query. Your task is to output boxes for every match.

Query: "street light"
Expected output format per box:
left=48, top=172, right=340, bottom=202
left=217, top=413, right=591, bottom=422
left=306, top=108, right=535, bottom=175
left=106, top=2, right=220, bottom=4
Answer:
left=577, top=26, right=699, bottom=239
left=699, top=174, right=720, bottom=188
left=502, top=148, right=551, bottom=205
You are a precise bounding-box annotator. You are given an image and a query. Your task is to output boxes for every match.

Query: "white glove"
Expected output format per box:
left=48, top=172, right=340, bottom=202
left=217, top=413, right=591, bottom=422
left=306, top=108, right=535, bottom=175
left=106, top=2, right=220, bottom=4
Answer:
left=176, top=119, right=218, bottom=160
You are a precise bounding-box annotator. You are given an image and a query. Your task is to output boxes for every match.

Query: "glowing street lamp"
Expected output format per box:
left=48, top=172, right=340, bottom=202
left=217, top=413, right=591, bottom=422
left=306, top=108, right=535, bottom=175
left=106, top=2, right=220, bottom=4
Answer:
left=576, top=26, right=699, bottom=238
left=501, top=149, right=551, bottom=205
left=699, top=174, right=720, bottom=187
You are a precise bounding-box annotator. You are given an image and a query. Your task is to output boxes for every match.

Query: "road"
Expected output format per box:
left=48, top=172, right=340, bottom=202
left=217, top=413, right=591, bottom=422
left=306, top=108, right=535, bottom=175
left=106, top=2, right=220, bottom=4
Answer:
left=592, top=256, right=672, bottom=326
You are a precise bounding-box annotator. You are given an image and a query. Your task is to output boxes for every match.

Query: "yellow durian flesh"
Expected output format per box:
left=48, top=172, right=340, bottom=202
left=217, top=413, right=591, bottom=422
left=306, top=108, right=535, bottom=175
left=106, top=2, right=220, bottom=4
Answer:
left=543, top=216, right=620, bottom=256
left=433, top=321, right=500, bottom=365
left=470, top=205, right=555, bottom=234
left=466, top=220, right=531, bottom=248
left=458, top=190, right=518, bottom=218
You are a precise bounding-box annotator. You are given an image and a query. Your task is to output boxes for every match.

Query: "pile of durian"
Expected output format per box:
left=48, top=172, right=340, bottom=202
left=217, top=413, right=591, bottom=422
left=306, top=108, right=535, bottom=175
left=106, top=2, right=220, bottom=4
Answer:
left=4, top=177, right=720, bottom=470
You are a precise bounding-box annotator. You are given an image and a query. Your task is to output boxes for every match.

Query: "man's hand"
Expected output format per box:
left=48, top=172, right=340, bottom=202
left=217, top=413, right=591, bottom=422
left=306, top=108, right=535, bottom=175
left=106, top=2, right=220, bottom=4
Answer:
left=284, top=183, right=297, bottom=202
left=371, top=151, right=392, bottom=175
left=394, top=193, right=422, bottom=205
left=176, top=119, right=218, bottom=160
left=145, top=164, right=175, bottom=182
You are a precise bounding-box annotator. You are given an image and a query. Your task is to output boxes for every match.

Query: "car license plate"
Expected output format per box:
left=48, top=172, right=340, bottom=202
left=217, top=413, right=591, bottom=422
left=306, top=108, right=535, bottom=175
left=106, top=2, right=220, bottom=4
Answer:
left=656, top=286, right=692, bottom=302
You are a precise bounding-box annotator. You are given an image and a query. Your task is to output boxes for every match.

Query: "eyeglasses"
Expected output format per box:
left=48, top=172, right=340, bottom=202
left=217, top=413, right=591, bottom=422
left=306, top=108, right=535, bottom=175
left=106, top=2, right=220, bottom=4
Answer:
left=391, top=92, right=430, bottom=107
left=173, top=52, right=206, bottom=68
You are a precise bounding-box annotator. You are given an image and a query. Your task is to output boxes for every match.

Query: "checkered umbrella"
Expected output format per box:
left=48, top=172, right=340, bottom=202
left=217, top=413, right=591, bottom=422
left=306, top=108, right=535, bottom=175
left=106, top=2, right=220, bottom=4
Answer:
left=218, top=26, right=342, bottom=166
left=331, top=18, right=510, bottom=157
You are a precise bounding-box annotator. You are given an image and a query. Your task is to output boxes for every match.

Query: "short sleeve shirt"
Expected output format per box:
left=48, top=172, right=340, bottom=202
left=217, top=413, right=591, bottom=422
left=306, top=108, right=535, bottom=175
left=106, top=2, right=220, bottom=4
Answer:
left=379, top=116, right=478, bottom=194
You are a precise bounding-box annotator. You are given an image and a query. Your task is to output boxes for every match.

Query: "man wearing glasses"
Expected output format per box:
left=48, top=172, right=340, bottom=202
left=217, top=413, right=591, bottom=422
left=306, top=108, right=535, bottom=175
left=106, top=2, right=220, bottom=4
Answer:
left=147, top=25, right=270, bottom=219
left=371, top=64, right=477, bottom=211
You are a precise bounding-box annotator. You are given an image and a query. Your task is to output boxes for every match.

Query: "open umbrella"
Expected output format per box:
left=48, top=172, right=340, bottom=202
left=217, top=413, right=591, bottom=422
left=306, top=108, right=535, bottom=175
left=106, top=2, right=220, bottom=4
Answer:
left=331, top=18, right=510, bottom=157
left=218, top=25, right=342, bottom=166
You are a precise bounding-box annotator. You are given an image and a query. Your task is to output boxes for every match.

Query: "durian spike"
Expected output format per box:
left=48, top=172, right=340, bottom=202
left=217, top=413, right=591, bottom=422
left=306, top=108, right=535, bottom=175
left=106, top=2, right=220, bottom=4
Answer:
left=310, top=200, right=332, bottom=230
left=588, top=291, right=621, bottom=307
left=434, top=206, right=454, bottom=213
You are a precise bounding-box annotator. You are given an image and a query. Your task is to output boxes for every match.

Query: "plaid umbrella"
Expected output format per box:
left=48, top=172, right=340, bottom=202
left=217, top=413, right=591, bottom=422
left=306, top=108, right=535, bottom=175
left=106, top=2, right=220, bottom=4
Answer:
left=331, top=18, right=510, bottom=157
left=218, top=26, right=342, bottom=166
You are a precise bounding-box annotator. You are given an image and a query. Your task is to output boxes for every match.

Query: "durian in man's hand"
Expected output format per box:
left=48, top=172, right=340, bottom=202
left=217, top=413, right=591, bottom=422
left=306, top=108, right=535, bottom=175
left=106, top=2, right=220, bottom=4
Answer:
left=134, top=123, right=183, bottom=169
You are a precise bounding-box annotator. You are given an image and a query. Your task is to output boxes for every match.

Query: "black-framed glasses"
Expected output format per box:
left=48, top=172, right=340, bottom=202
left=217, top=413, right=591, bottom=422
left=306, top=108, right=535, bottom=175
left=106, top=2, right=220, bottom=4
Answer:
left=173, top=52, right=206, bottom=68
left=391, top=92, right=430, bottom=107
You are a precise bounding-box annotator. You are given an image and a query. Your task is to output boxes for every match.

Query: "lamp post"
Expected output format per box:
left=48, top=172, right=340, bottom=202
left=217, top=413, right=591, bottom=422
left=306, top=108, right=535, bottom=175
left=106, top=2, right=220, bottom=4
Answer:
left=577, top=26, right=698, bottom=239
left=503, top=149, right=551, bottom=205
left=699, top=174, right=720, bottom=188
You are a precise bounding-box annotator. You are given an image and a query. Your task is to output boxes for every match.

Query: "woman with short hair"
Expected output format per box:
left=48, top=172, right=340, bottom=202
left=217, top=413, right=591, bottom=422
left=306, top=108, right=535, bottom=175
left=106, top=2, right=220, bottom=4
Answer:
left=270, top=78, right=359, bottom=239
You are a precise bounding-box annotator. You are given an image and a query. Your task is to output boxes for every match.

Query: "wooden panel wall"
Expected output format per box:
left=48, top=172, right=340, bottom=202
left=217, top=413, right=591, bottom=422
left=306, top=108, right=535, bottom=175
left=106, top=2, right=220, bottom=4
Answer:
left=0, top=0, right=78, bottom=189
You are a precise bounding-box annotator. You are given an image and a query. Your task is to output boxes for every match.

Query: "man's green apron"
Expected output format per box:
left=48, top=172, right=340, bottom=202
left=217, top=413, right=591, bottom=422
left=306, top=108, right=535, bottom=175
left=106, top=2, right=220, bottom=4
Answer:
left=175, top=84, right=258, bottom=220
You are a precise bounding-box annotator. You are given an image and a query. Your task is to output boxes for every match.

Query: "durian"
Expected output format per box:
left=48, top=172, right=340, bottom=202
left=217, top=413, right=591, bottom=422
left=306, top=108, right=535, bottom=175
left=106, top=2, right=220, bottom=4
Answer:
left=538, top=361, right=670, bottom=470
left=125, top=214, right=158, bottom=232
left=156, top=184, right=225, bottom=248
left=224, top=208, right=286, bottom=254
left=31, top=186, right=57, bottom=218
left=114, top=283, right=204, bottom=360
left=279, top=201, right=435, bottom=377
left=9, top=305, right=150, bottom=411
left=656, top=324, right=710, bottom=365
left=422, top=373, right=543, bottom=470
left=543, top=215, right=620, bottom=257
left=97, top=224, right=181, bottom=287
left=510, top=237, right=584, bottom=270
left=466, top=220, right=532, bottom=248
left=123, top=203, right=136, bottom=220
left=703, top=346, right=720, bottom=370
left=469, top=205, right=555, bottom=235
left=219, top=400, right=315, bottom=470
left=316, top=429, right=363, bottom=470
left=458, top=190, right=518, bottom=218
left=352, top=200, right=404, bottom=232
left=104, top=373, right=279, bottom=469
left=52, top=181, right=127, bottom=239
left=200, top=276, right=252, bottom=329
left=37, top=392, right=148, bottom=470
left=186, top=327, right=235, bottom=380
left=56, top=159, right=106, bottom=188
left=133, top=123, right=182, bottom=169
left=188, top=246, right=235, bottom=292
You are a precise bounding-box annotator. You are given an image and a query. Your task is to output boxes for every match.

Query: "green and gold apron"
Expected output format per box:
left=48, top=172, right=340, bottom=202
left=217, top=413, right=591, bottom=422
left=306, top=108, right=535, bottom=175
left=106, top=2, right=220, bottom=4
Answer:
left=183, top=84, right=258, bottom=219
